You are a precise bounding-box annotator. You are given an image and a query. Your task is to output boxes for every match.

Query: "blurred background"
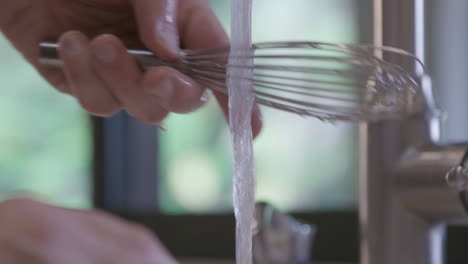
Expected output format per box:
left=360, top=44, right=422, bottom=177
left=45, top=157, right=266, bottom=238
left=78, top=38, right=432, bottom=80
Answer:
left=0, top=36, right=91, bottom=208
left=158, top=0, right=359, bottom=213
left=0, top=0, right=360, bottom=213
left=0, top=0, right=466, bottom=214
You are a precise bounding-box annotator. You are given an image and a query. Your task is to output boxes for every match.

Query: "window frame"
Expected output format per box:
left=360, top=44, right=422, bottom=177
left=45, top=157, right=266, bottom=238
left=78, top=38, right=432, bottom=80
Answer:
left=92, top=113, right=160, bottom=212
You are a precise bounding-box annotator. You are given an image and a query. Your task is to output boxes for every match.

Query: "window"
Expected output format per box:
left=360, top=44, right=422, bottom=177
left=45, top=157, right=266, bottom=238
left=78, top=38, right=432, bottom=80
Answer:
left=0, top=35, right=91, bottom=208
left=159, top=0, right=360, bottom=214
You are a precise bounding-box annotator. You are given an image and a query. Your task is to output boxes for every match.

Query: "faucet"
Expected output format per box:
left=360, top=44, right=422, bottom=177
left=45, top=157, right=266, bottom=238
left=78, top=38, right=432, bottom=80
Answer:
left=360, top=0, right=468, bottom=263
left=253, top=202, right=315, bottom=264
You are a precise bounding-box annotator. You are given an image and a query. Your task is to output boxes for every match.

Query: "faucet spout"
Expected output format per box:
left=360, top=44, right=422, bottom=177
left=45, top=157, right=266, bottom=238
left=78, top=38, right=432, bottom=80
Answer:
left=252, top=202, right=315, bottom=264
left=360, top=1, right=468, bottom=264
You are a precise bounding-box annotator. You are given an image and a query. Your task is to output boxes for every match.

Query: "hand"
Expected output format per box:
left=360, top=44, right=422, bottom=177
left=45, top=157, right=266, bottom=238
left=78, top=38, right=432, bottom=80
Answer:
left=0, top=0, right=262, bottom=137
left=0, top=198, right=176, bottom=264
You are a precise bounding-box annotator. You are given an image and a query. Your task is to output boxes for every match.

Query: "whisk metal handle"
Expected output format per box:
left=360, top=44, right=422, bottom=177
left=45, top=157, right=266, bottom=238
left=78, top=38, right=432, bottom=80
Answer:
left=38, top=42, right=167, bottom=70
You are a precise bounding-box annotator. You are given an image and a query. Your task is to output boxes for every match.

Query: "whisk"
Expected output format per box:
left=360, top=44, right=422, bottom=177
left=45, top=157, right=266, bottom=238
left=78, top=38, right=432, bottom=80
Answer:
left=39, top=41, right=426, bottom=122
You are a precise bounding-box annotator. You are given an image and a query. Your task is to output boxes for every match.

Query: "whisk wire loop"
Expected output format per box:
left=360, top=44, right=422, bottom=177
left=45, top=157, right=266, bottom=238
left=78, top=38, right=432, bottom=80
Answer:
left=39, top=41, right=426, bottom=122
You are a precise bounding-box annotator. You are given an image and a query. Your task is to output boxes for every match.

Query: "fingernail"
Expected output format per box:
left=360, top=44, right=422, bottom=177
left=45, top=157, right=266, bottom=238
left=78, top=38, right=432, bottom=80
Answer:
left=151, top=78, right=174, bottom=109
left=157, top=121, right=168, bottom=131
left=92, top=39, right=117, bottom=64
left=189, top=89, right=212, bottom=112
left=252, top=105, right=263, bottom=138
left=61, top=36, right=81, bottom=56
left=255, top=106, right=263, bottom=123
left=200, top=89, right=212, bottom=104
left=183, top=89, right=211, bottom=113
left=157, top=22, right=180, bottom=58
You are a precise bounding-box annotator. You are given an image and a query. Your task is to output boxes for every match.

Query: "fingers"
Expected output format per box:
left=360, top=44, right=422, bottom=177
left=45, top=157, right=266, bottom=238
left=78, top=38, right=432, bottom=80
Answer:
left=58, top=31, right=121, bottom=116
left=179, top=2, right=263, bottom=137
left=89, top=34, right=168, bottom=123
left=56, top=30, right=207, bottom=124
left=0, top=199, right=178, bottom=264
left=89, top=34, right=206, bottom=123
left=37, top=68, right=71, bottom=94
left=133, top=0, right=180, bottom=59
left=72, top=210, right=177, bottom=264
left=178, top=1, right=229, bottom=50
left=142, top=67, right=207, bottom=114
left=0, top=4, right=70, bottom=95
left=251, top=105, right=263, bottom=138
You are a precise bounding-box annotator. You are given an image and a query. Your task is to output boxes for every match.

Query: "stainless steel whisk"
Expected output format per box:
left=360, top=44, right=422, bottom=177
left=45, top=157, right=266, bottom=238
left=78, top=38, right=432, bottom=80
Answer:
left=39, top=41, right=426, bottom=122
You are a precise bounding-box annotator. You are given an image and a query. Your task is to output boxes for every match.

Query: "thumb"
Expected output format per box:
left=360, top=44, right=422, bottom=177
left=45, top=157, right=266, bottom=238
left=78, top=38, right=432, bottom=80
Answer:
left=132, top=0, right=180, bottom=60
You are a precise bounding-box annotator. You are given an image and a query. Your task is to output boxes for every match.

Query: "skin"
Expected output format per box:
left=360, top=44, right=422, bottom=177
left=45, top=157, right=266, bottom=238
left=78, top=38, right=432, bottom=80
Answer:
left=0, top=0, right=262, bottom=136
left=0, top=198, right=177, bottom=263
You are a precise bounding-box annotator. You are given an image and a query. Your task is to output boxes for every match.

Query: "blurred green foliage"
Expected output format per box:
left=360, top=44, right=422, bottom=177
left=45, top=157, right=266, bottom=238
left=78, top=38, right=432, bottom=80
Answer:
left=0, top=36, right=91, bottom=208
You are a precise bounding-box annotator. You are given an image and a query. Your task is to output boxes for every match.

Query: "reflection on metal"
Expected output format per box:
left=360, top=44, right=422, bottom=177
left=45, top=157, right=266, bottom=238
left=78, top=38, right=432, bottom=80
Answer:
left=446, top=165, right=468, bottom=192
left=420, top=75, right=441, bottom=143
left=414, top=0, right=425, bottom=76
left=360, top=0, right=468, bottom=263
left=253, top=202, right=315, bottom=264
left=429, top=0, right=468, bottom=143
